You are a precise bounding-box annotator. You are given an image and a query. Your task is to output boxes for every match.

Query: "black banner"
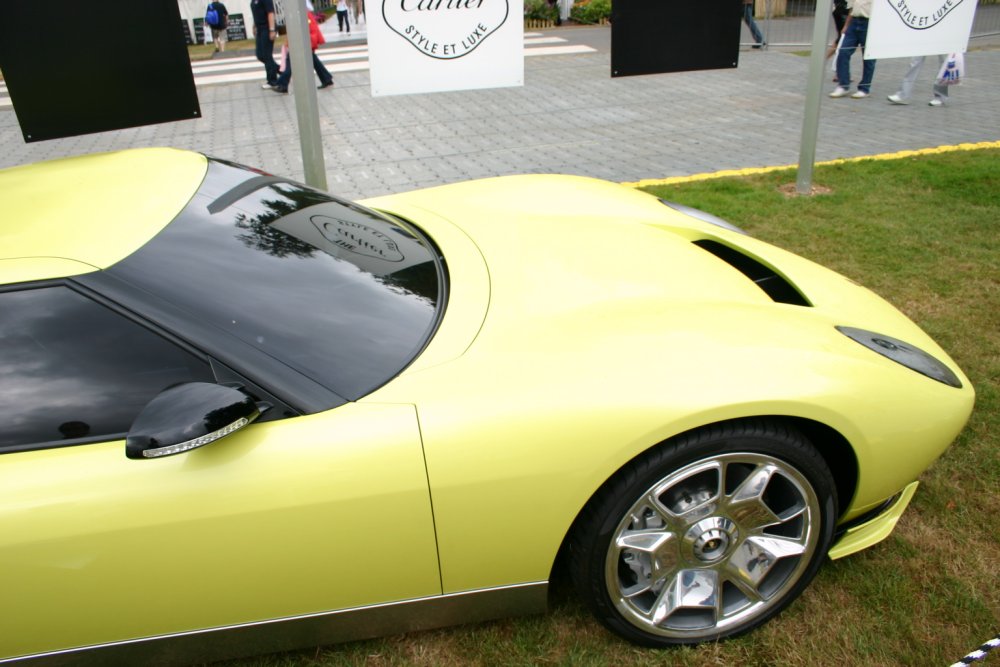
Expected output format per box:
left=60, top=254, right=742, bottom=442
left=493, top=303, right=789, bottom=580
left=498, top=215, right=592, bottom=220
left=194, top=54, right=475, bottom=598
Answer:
left=227, top=13, right=248, bottom=41
left=611, top=0, right=742, bottom=77
left=0, top=0, right=201, bottom=142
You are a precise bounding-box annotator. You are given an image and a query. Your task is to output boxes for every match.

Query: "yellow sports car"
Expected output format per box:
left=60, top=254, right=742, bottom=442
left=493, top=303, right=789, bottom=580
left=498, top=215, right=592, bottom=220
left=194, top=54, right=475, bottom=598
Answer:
left=0, top=149, right=973, bottom=664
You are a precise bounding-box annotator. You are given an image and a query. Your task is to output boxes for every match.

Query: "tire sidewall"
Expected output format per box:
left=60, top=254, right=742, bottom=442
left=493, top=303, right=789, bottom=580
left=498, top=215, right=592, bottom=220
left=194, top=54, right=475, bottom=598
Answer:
left=573, top=421, right=838, bottom=646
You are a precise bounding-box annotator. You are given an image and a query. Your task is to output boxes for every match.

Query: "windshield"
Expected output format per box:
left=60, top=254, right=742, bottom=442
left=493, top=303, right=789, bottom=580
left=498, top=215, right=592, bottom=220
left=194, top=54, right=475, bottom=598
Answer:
left=103, top=159, right=445, bottom=402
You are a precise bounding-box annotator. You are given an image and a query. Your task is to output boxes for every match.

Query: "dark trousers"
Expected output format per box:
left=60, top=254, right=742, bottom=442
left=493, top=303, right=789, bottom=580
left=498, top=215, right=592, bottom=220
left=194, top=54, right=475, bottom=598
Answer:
left=836, top=16, right=876, bottom=92
left=337, top=9, right=350, bottom=32
left=276, top=52, right=334, bottom=90
left=255, top=28, right=279, bottom=85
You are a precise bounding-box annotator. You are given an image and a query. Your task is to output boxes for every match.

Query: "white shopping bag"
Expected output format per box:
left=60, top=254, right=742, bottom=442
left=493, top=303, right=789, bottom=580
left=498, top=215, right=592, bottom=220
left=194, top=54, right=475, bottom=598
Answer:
left=937, top=53, right=965, bottom=86
left=829, top=34, right=845, bottom=71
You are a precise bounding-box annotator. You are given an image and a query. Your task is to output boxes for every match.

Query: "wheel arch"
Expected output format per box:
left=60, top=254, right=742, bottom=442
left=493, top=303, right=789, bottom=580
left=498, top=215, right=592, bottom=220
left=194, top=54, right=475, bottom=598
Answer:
left=782, top=416, right=858, bottom=518
left=549, top=415, right=859, bottom=584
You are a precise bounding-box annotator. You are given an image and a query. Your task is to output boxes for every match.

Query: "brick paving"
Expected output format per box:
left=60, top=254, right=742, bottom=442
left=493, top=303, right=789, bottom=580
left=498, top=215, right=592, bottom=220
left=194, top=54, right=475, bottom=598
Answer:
left=1, top=26, right=998, bottom=199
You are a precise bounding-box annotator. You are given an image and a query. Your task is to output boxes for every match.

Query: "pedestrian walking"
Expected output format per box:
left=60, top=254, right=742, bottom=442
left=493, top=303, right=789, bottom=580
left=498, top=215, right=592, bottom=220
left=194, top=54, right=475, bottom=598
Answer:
left=825, top=0, right=849, bottom=76
left=887, top=55, right=954, bottom=107
left=272, top=14, right=334, bottom=93
left=337, top=0, right=351, bottom=33
left=252, top=0, right=280, bottom=89
left=206, top=1, right=229, bottom=53
left=829, top=0, right=876, bottom=99
left=742, top=0, right=765, bottom=49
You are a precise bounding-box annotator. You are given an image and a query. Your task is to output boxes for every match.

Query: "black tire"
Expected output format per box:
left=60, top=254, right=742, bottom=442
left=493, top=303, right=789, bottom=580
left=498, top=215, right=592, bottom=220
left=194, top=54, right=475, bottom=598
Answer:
left=569, top=419, right=837, bottom=646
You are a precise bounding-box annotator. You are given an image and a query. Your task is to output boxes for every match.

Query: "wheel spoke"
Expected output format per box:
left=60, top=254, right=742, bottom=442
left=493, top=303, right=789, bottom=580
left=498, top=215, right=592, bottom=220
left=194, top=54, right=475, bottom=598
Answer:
left=779, top=503, right=807, bottom=523
left=617, top=529, right=673, bottom=553
left=615, top=529, right=679, bottom=598
left=642, top=492, right=679, bottom=529
left=727, top=535, right=807, bottom=588
left=651, top=569, right=720, bottom=625
left=724, top=463, right=783, bottom=531
left=730, top=463, right=776, bottom=503
left=751, top=535, right=807, bottom=558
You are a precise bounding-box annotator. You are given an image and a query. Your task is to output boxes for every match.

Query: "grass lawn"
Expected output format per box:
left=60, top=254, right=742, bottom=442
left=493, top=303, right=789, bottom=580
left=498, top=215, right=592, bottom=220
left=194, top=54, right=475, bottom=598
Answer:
left=222, top=149, right=999, bottom=667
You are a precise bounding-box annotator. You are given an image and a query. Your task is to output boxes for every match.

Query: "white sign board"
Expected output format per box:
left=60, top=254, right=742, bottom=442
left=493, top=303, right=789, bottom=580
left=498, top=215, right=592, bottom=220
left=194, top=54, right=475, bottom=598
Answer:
left=865, top=0, right=978, bottom=59
left=368, top=0, right=524, bottom=97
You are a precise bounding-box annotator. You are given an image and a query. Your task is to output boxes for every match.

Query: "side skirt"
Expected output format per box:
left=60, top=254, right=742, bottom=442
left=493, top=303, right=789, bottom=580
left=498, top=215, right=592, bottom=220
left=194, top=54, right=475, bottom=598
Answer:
left=4, top=582, right=549, bottom=666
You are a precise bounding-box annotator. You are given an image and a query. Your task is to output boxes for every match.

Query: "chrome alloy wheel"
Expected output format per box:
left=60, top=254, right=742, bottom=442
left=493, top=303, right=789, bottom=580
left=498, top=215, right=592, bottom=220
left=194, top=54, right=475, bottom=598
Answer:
left=604, top=452, right=822, bottom=640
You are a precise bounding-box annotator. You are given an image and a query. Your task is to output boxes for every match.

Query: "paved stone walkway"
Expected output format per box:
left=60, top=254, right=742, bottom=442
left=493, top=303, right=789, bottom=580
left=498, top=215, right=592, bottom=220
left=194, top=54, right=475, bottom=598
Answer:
left=1, top=26, right=998, bottom=200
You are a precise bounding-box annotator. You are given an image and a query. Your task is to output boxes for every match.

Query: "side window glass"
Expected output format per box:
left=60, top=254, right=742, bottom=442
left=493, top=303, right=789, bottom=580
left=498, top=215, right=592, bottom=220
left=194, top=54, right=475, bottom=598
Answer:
left=0, top=286, right=215, bottom=452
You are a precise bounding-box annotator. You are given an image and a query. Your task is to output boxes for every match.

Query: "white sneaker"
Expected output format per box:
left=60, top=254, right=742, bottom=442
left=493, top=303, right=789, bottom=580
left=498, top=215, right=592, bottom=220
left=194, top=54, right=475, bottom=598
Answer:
left=887, top=93, right=909, bottom=105
left=851, top=90, right=869, bottom=99
left=261, top=83, right=276, bottom=90
left=928, top=98, right=944, bottom=107
left=829, top=86, right=850, bottom=98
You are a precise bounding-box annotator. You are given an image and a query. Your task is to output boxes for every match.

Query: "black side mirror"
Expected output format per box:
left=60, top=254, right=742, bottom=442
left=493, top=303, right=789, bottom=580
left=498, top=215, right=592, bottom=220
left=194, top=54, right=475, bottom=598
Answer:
left=126, top=382, right=262, bottom=460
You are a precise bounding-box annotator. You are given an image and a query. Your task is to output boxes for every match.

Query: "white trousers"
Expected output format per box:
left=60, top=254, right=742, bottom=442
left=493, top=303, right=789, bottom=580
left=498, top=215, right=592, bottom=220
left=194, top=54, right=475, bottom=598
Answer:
left=899, top=55, right=950, bottom=101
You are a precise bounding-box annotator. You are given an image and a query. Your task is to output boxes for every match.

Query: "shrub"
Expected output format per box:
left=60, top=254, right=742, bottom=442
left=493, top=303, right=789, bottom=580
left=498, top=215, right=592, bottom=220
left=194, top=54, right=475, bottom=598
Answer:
left=524, top=0, right=559, bottom=21
left=571, top=0, right=611, bottom=24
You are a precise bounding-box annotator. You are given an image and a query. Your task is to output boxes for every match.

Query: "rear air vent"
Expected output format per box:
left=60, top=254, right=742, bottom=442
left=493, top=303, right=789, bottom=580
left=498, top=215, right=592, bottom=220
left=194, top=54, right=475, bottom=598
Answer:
left=693, top=239, right=811, bottom=306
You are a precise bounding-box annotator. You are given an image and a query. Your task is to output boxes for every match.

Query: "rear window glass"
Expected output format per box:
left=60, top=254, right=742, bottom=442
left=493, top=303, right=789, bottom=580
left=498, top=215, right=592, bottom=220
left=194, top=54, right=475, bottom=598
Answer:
left=105, top=161, right=444, bottom=401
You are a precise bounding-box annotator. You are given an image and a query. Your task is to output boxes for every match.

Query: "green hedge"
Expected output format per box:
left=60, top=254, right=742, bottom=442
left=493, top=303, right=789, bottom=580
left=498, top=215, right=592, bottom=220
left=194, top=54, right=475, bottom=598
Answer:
left=571, top=0, right=611, bottom=24
left=524, top=0, right=559, bottom=21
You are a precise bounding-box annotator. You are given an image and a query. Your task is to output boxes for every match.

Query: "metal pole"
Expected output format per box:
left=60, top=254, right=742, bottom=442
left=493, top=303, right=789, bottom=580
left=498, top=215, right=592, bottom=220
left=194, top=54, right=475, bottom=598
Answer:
left=796, top=0, right=834, bottom=194
left=283, top=0, right=329, bottom=190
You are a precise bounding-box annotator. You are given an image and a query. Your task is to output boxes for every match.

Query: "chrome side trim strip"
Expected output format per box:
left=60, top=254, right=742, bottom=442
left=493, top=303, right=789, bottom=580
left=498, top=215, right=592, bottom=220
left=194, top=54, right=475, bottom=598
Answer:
left=2, top=582, right=548, bottom=666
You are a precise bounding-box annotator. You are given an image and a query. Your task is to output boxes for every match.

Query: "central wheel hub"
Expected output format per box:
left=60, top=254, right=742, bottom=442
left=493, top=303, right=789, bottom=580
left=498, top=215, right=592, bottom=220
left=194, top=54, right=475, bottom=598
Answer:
left=685, top=517, right=738, bottom=563
left=694, top=529, right=729, bottom=560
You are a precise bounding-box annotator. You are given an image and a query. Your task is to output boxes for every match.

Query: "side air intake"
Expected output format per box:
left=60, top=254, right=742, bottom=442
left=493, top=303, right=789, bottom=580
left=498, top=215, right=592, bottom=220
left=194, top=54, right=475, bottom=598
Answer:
left=693, top=239, right=811, bottom=306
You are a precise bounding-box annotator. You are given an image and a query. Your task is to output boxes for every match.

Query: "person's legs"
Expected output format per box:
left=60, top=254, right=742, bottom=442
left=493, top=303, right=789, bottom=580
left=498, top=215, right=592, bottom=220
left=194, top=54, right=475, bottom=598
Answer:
left=853, top=18, right=875, bottom=93
left=888, top=55, right=921, bottom=103
left=896, top=56, right=924, bottom=100
left=858, top=58, right=876, bottom=93
left=851, top=17, right=875, bottom=93
left=857, top=57, right=875, bottom=92
left=313, top=52, right=333, bottom=87
left=256, top=30, right=279, bottom=85
left=255, top=29, right=269, bottom=67
left=835, top=21, right=859, bottom=88
left=214, top=27, right=227, bottom=52
left=274, top=59, right=291, bottom=92
left=743, top=5, right=764, bottom=45
left=932, top=54, right=949, bottom=102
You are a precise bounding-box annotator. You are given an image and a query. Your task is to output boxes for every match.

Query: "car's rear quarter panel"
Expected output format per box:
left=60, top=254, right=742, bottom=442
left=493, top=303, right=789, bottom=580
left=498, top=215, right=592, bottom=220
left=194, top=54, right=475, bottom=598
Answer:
left=0, top=149, right=208, bottom=274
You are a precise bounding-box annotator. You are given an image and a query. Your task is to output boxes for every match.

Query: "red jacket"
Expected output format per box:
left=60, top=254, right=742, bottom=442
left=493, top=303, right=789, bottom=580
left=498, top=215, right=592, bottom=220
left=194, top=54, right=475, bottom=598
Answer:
left=308, top=15, right=325, bottom=50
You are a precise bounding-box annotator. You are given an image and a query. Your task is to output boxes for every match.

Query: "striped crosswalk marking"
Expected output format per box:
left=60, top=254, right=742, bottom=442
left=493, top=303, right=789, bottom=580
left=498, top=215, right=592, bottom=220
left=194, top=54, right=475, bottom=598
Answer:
left=0, top=35, right=595, bottom=108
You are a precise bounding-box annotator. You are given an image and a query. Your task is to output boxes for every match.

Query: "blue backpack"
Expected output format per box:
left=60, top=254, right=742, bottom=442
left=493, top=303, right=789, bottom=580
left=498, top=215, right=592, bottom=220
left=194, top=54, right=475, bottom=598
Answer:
left=205, top=3, right=221, bottom=28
